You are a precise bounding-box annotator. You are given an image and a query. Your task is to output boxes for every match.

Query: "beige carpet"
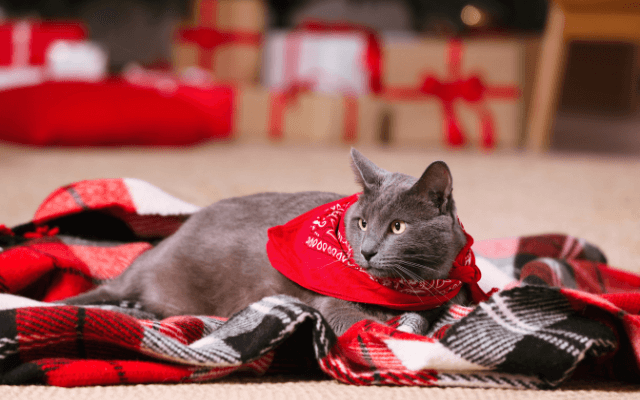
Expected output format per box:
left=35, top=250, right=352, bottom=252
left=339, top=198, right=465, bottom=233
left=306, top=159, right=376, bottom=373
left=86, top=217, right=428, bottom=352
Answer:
left=0, top=142, right=639, bottom=397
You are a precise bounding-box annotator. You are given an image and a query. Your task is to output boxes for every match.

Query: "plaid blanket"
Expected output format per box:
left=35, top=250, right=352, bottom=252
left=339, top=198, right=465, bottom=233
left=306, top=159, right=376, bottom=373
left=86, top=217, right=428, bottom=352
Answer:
left=0, top=179, right=639, bottom=388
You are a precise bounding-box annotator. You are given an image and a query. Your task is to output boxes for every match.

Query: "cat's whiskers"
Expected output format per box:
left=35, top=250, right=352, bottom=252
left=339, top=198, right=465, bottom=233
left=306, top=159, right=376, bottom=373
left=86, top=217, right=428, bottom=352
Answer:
left=316, top=258, right=340, bottom=269
left=398, top=260, right=436, bottom=272
left=378, top=255, right=434, bottom=274
left=395, top=254, right=440, bottom=261
left=382, top=256, right=439, bottom=272
left=388, top=266, right=425, bottom=302
left=314, top=258, right=354, bottom=279
left=391, top=264, right=451, bottom=305
left=388, top=263, right=424, bottom=282
left=393, top=260, right=456, bottom=305
left=380, top=258, right=452, bottom=306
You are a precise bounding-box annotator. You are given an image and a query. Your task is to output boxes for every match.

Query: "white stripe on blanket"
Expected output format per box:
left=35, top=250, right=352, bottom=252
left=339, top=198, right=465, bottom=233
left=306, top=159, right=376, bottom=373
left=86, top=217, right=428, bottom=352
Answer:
left=475, top=256, right=514, bottom=292
left=385, top=339, right=488, bottom=371
left=124, top=178, right=201, bottom=216
left=0, top=294, right=55, bottom=310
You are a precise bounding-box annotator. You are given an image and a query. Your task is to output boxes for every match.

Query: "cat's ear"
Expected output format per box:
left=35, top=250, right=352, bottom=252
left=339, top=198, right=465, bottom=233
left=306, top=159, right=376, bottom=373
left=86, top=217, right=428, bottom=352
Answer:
left=350, top=148, right=385, bottom=191
left=411, top=161, right=453, bottom=213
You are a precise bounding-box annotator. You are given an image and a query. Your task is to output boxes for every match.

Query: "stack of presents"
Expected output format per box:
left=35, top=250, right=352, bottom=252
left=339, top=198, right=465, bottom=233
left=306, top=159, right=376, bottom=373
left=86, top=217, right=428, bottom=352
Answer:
left=0, top=0, right=532, bottom=149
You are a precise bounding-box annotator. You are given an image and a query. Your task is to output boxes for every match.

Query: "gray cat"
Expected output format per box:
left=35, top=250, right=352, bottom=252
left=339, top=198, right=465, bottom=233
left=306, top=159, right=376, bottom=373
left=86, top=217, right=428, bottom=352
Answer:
left=65, top=149, right=469, bottom=335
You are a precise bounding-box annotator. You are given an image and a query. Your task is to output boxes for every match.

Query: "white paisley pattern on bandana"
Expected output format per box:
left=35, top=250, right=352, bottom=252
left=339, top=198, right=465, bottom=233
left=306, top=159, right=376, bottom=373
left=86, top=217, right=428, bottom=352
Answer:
left=304, top=196, right=475, bottom=297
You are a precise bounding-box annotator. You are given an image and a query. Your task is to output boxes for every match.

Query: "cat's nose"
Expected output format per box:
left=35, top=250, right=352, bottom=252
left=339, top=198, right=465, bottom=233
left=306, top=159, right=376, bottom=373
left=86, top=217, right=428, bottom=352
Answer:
left=361, top=249, right=377, bottom=262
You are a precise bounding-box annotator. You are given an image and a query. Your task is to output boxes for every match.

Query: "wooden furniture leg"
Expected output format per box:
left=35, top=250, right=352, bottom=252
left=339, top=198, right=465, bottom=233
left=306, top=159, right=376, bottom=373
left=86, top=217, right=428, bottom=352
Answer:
left=525, top=3, right=567, bottom=151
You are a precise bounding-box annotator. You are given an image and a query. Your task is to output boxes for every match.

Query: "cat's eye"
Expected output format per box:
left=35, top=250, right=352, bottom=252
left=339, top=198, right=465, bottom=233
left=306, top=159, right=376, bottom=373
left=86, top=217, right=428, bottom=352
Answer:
left=391, top=220, right=406, bottom=234
left=357, top=218, right=367, bottom=231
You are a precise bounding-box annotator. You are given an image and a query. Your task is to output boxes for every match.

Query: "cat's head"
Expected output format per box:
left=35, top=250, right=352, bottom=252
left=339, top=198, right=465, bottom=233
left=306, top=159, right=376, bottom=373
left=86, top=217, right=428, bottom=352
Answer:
left=345, top=149, right=466, bottom=281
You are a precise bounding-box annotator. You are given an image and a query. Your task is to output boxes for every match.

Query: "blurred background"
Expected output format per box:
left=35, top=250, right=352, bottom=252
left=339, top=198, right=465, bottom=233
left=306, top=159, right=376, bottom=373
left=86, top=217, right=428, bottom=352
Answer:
left=0, top=0, right=638, bottom=152
left=0, top=0, right=639, bottom=272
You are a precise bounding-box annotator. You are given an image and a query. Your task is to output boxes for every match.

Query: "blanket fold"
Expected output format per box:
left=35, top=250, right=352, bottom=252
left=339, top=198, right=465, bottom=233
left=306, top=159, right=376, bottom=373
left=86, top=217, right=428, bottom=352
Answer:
left=0, top=179, right=638, bottom=388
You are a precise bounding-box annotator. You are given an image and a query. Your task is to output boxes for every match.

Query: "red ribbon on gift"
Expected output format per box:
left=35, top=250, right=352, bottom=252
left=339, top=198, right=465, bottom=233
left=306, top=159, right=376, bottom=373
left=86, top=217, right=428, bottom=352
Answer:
left=342, top=92, right=359, bottom=143
left=384, top=38, right=520, bottom=149
left=268, top=82, right=360, bottom=142
left=292, top=20, right=383, bottom=95
left=268, top=80, right=316, bottom=140
left=278, top=20, right=383, bottom=142
left=174, top=0, right=263, bottom=71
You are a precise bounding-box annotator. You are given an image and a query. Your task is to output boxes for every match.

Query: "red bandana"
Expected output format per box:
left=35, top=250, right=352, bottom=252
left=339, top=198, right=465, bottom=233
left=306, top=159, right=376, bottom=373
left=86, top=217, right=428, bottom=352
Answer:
left=267, top=194, right=492, bottom=311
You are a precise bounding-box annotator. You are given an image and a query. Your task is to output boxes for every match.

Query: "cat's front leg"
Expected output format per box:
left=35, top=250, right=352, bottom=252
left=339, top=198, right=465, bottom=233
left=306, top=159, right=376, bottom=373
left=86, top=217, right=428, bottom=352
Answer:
left=310, top=297, right=385, bottom=336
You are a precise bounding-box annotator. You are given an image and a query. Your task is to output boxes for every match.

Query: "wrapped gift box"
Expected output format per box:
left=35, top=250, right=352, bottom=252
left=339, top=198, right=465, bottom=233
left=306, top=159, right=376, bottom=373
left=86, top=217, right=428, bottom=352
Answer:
left=262, top=21, right=383, bottom=96
left=0, top=67, right=234, bottom=146
left=0, top=20, right=87, bottom=66
left=172, top=0, right=265, bottom=83
left=0, top=20, right=97, bottom=90
left=233, top=84, right=386, bottom=145
left=345, top=94, right=388, bottom=145
left=382, top=36, right=524, bottom=149
left=235, top=84, right=340, bottom=145
left=243, top=21, right=384, bottom=144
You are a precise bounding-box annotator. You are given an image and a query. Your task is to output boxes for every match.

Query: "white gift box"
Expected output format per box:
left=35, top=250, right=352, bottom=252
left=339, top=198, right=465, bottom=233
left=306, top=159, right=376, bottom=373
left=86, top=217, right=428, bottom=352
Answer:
left=263, top=29, right=374, bottom=95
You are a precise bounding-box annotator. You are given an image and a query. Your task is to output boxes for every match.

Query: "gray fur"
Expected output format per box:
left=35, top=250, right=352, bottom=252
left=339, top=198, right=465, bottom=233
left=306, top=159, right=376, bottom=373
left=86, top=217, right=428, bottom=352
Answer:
left=65, top=149, right=468, bottom=335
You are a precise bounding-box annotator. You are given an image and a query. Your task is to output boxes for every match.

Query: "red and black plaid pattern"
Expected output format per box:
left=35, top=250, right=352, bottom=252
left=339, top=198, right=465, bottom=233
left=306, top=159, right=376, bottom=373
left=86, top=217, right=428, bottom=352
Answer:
left=0, top=179, right=639, bottom=388
left=0, top=300, right=277, bottom=386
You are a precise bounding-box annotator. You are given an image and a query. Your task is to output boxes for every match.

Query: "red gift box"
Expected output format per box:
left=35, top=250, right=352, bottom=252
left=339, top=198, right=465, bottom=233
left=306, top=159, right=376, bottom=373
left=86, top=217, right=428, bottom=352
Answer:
left=0, top=20, right=89, bottom=89
left=0, top=20, right=236, bottom=147
left=0, top=20, right=86, bottom=67
left=0, top=69, right=234, bottom=146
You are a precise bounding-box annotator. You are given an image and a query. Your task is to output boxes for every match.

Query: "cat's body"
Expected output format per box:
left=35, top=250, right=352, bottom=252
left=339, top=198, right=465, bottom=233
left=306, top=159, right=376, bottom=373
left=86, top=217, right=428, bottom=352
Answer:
left=65, top=150, right=468, bottom=335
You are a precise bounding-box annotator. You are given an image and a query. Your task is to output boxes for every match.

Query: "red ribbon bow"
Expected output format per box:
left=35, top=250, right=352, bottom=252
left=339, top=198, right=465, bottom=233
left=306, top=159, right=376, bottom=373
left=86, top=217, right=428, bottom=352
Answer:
left=268, top=81, right=316, bottom=139
left=418, top=74, right=488, bottom=147
left=419, top=75, right=485, bottom=103
left=385, top=38, right=520, bottom=149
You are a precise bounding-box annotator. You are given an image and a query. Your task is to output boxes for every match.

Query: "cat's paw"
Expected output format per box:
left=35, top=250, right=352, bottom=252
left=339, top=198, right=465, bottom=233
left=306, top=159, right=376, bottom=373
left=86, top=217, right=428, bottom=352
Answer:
left=396, top=312, right=430, bottom=335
